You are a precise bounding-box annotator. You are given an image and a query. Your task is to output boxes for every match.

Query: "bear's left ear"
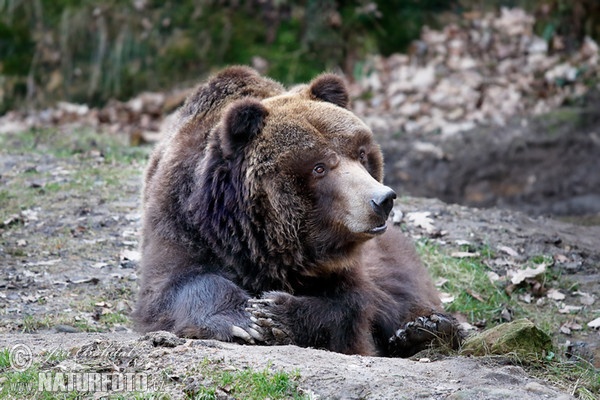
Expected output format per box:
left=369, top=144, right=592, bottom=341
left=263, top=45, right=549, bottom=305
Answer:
left=309, top=74, right=349, bottom=109
left=221, top=98, right=268, bottom=158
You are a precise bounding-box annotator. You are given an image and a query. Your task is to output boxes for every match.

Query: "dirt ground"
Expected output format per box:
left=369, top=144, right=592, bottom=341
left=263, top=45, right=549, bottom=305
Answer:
left=380, top=91, right=600, bottom=222
left=0, top=331, right=577, bottom=399
left=0, top=115, right=599, bottom=398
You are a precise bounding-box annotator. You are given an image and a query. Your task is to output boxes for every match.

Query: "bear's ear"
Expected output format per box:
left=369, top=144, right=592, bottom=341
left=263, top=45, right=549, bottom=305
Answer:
left=221, top=99, right=268, bottom=158
left=309, top=74, right=349, bottom=109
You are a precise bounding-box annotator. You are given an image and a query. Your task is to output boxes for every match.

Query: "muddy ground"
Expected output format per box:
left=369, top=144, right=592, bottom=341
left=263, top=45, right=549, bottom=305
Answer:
left=0, top=106, right=599, bottom=399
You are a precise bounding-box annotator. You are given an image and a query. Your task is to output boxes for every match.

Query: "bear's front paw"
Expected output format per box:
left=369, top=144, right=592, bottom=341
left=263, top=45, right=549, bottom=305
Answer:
left=247, top=297, right=294, bottom=346
left=388, top=313, right=464, bottom=357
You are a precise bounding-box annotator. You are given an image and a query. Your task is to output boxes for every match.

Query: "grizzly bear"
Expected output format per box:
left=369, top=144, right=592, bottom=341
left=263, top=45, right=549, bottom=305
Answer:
left=133, top=66, right=462, bottom=357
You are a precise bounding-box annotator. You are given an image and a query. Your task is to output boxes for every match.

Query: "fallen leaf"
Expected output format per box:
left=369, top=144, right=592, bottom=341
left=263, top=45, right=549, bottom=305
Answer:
left=546, top=288, right=566, bottom=301
left=519, top=293, right=532, bottom=304
left=563, top=321, right=582, bottom=331
left=559, top=325, right=571, bottom=335
left=451, top=251, right=480, bottom=258
left=459, top=322, right=478, bottom=331
left=435, top=277, right=448, bottom=287
left=587, top=317, right=600, bottom=329
left=487, top=271, right=501, bottom=283
left=574, top=291, right=596, bottom=306
left=558, top=305, right=583, bottom=314
left=439, top=292, right=455, bottom=304
left=406, top=211, right=436, bottom=233
left=20, top=208, right=39, bottom=222
left=454, top=240, right=472, bottom=246
left=466, top=289, right=485, bottom=302
left=509, top=263, right=547, bottom=285
left=498, top=245, right=519, bottom=257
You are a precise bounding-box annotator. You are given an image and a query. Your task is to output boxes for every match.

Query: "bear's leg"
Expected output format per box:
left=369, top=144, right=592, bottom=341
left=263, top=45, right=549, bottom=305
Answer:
left=168, top=273, right=262, bottom=343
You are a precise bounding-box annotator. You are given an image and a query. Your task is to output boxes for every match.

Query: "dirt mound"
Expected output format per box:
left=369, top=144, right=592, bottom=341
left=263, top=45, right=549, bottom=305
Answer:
left=0, top=332, right=575, bottom=399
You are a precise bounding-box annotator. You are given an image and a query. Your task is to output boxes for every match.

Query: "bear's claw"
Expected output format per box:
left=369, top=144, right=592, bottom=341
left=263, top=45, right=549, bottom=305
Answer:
left=230, top=324, right=264, bottom=343
left=246, top=298, right=294, bottom=345
left=388, top=313, right=463, bottom=357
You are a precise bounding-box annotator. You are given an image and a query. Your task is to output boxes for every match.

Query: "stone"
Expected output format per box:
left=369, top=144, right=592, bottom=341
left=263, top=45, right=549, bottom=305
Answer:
left=460, top=319, right=553, bottom=361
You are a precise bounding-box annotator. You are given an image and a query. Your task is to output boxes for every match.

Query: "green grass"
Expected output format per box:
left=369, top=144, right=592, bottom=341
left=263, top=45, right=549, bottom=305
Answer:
left=0, top=127, right=150, bottom=163
left=17, top=312, right=130, bottom=334
left=0, top=348, right=11, bottom=369
left=99, top=311, right=129, bottom=326
left=189, top=360, right=307, bottom=400
left=0, top=347, right=170, bottom=399
left=417, top=239, right=515, bottom=325
left=534, top=357, right=600, bottom=400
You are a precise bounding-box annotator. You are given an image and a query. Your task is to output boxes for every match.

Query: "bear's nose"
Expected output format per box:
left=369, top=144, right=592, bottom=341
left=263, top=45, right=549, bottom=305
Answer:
left=370, top=187, right=397, bottom=220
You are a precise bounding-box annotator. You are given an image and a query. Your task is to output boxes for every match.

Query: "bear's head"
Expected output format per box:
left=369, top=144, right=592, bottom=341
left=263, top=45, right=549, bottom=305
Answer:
left=211, top=74, right=396, bottom=269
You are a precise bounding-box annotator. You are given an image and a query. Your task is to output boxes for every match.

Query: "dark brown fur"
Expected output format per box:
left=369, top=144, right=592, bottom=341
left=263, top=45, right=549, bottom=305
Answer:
left=133, top=66, right=461, bottom=356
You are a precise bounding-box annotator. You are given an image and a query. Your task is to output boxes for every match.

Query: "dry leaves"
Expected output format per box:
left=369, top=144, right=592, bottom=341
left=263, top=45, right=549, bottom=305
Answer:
left=588, top=318, right=600, bottom=329
left=451, top=251, right=481, bottom=258
left=509, top=263, right=548, bottom=285
left=351, top=8, right=599, bottom=137
left=546, top=288, right=566, bottom=301
left=560, top=321, right=583, bottom=335
left=406, top=211, right=436, bottom=234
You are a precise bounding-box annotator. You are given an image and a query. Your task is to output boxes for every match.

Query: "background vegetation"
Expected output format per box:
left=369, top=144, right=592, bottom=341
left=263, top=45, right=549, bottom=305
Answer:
left=1, top=0, right=599, bottom=113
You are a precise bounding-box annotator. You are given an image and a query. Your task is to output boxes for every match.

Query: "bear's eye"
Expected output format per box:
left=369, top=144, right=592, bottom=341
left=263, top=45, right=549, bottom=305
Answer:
left=359, top=149, right=367, bottom=163
left=313, top=164, right=326, bottom=176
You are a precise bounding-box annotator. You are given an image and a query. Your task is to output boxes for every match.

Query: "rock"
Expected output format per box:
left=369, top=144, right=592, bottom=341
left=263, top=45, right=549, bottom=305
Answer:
left=54, top=324, right=79, bottom=333
left=460, top=319, right=553, bottom=361
left=141, top=331, right=186, bottom=348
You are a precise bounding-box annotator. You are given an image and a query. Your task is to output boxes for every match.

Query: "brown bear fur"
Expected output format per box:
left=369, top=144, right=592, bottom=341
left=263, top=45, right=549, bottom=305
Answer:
left=133, top=66, right=461, bottom=356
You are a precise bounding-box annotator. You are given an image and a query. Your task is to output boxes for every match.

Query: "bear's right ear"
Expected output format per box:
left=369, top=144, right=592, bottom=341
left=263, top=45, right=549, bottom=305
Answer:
left=309, top=74, right=349, bottom=109
left=221, top=99, right=268, bottom=158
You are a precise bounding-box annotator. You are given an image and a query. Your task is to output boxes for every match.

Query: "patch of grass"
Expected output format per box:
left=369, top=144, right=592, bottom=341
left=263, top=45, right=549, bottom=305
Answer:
left=41, top=349, right=69, bottom=365
left=0, top=348, right=11, bottom=369
left=112, top=393, right=172, bottom=400
left=0, top=127, right=150, bottom=164
left=18, top=314, right=108, bottom=334
left=21, top=315, right=53, bottom=333
left=99, top=311, right=129, bottom=326
left=0, top=364, right=40, bottom=399
left=190, top=359, right=308, bottom=400
left=531, top=357, right=600, bottom=400
left=417, top=239, right=514, bottom=326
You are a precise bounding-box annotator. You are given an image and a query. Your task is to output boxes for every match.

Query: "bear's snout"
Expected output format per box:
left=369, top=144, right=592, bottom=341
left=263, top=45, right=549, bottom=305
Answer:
left=370, top=188, right=396, bottom=220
